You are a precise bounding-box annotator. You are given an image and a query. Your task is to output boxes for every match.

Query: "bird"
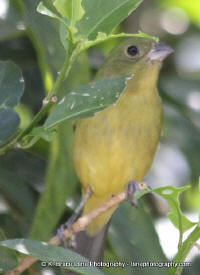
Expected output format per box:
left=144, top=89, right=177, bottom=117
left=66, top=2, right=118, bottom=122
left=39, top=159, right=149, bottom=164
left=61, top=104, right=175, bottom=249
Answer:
left=72, top=37, right=172, bottom=260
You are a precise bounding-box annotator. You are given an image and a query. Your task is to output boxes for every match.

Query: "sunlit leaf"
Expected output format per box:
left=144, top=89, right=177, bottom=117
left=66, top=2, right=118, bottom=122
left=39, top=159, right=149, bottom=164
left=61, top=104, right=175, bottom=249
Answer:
left=76, top=0, right=143, bottom=40
left=54, top=0, right=84, bottom=27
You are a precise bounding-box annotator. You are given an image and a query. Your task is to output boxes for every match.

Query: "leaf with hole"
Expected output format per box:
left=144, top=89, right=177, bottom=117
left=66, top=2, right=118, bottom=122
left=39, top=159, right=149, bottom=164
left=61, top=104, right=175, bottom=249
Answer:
left=154, top=185, right=196, bottom=232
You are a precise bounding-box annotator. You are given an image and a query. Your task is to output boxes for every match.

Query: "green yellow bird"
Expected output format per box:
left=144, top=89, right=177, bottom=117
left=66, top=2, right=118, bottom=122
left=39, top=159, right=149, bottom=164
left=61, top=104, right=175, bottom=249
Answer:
left=73, top=37, right=172, bottom=237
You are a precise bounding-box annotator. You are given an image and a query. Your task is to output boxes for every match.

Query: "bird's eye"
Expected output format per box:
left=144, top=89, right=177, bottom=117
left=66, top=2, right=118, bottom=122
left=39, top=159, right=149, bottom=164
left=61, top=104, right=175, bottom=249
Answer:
left=127, top=45, right=138, bottom=57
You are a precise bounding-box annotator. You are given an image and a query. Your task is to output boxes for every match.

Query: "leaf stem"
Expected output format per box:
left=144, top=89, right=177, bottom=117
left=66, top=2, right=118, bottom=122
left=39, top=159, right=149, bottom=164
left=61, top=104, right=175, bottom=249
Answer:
left=168, top=225, right=200, bottom=275
left=0, top=45, right=78, bottom=155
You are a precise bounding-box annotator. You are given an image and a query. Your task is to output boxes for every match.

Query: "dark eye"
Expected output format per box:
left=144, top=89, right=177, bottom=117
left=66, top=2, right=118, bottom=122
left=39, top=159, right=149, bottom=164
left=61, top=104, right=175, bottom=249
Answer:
left=127, top=45, right=138, bottom=57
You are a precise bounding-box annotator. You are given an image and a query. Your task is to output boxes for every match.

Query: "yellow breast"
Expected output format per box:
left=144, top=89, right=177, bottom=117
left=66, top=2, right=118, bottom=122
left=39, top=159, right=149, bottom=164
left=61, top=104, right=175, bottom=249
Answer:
left=73, top=72, right=162, bottom=235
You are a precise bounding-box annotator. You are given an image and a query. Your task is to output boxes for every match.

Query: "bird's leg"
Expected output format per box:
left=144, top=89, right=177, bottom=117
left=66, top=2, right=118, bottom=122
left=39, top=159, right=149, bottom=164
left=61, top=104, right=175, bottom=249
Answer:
left=126, top=180, right=140, bottom=207
left=57, top=186, right=92, bottom=248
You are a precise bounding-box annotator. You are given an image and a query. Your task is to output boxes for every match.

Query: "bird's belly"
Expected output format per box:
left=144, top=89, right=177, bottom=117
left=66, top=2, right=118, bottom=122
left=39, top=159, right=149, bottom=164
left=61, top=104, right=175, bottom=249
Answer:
left=73, top=89, right=162, bottom=197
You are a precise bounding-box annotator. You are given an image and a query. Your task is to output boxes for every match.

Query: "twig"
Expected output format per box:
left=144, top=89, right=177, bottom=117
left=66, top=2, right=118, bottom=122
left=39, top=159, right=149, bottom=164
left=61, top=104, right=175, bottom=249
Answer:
left=5, top=183, right=146, bottom=275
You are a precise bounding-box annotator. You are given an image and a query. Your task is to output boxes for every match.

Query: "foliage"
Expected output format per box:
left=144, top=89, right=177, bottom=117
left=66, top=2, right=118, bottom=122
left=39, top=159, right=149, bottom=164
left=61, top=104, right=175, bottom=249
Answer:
left=0, top=0, right=199, bottom=274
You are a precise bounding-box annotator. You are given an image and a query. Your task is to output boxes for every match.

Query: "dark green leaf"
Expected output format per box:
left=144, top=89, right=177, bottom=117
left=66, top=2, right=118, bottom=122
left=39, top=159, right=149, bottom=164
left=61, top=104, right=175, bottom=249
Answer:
left=76, top=0, right=143, bottom=40
left=0, top=61, right=24, bottom=146
left=0, top=109, right=19, bottom=146
left=109, top=201, right=167, bottom=275
left=0, top=239, right=104, bottom=274
left=45, top=74, right=131, bottom=128
left=0, top=61, right=24, bottom=108
left=0, top=167, right=36, bottom=219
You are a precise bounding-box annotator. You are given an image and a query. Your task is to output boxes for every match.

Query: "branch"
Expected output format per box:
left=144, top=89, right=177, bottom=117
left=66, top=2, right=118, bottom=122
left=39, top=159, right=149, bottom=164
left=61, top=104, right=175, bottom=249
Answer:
left=5, top=182, right=146, bottom=275
left=0, top=44, right=78, bottom=156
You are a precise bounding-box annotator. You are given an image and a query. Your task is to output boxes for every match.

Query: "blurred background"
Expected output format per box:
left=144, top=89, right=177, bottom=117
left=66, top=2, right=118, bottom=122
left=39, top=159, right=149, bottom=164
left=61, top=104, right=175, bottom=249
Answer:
left=0, top=0, right=200, bottom=274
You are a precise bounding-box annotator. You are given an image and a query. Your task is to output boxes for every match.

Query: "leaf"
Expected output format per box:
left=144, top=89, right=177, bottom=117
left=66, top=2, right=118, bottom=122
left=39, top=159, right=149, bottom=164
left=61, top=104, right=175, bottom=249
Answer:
left=0, top=239, right=104, bottom=275
left=37, top=1, right=64, bottom=22
left=0, top=167, right=36, bottom=219
left=0, top=61, right=24, bottom=147
left=30, top=123, right=77, bottom=240
left=154, top=186, right=196, bottom=232
left=54, top=0, right=84, bottom=27
left=23, top=0, right=66, bottom=91
left=109, top=201, right=167, bottom=275
left=76, top=0, right=143, bottom=40
left=59, top=19, right=69, bottom=50
left=0, top=229, right=18, bottom=274
left=45, top=74, right=131, bottom=129
left=28, top=126, right=56, bottom=142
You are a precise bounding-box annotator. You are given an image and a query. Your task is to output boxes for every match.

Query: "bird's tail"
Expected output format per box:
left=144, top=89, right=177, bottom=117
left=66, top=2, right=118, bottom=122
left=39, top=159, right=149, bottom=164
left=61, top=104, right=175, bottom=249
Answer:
left=75, top=222, right=110, bottom=261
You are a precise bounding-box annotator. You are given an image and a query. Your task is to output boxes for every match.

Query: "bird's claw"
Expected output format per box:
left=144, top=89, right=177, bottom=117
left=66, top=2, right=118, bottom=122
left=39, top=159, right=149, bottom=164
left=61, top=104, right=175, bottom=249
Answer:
left=126, top=180, right=140, bottom=207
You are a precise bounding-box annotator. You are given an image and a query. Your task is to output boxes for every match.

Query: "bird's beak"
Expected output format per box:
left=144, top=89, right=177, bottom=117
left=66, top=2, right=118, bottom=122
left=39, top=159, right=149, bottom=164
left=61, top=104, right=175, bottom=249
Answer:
left=148, top=43, right=173, bottom=61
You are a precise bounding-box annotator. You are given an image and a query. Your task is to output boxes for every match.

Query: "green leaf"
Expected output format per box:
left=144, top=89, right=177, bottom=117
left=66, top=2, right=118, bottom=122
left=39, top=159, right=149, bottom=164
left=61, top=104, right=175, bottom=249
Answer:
left=30, top=54, right=90, bottom=240
left=0, top=167, right=36, bottom=219
left=76, top=0, right=143, bottom=40
left=59, top=19, right=69, bottom=50
left=54, top=0, right=84, bottom=27
left=168, top=225, right=200, bottom=275
left=30, top=123, right=77, bottom=240
left=37, top=2, right=62, bottom=20
left=154, top=186, right=196, bottom=232
left=45, top=74, right=131, bottom=129
left=28, top=126, right=56, bottom=142
left=0, top=61, right=24, bottom=147
left=109, top=201, right=167, bottom=275
left=78, top=32, right=158, bottom=54
left=0, top=239, right=104, bottom=275
left=0, top=229, right=18, bottom=274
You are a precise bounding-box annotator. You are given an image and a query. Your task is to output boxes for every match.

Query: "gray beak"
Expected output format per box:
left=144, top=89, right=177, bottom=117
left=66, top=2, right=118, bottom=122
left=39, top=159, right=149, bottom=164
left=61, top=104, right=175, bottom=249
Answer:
left=148, top=43, right=173, bottom=61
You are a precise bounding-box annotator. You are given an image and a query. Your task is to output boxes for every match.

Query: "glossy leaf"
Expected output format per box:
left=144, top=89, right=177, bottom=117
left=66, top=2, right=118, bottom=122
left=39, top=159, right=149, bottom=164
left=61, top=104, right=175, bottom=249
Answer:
left=0, top=61, right=24, bottom=147
left=45, top=74, right=131, bottom=128
left=76, top=0, right=143, bottom=40
left=0, top=239, right=104, bottom=274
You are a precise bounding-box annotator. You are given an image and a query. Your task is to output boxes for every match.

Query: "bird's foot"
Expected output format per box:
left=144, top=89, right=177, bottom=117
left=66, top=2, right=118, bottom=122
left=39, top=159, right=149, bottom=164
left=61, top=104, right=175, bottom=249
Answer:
left=126, top=180, right=145, bottom=207
left=57, top=186, right=92, bottom=248
left=57, top=217, right=77, bottom=248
